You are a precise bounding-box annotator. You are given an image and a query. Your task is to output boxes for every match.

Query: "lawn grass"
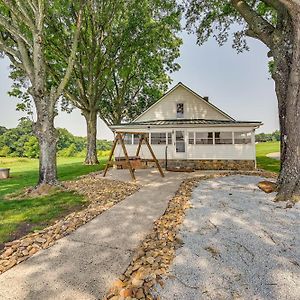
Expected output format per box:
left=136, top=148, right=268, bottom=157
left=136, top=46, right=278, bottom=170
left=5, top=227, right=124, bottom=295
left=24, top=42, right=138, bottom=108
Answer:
left=0, top=156, right=107, bottom=245
left=0, top=143, right=280, bottom=245
left=256, top=141, right=280, bottom=173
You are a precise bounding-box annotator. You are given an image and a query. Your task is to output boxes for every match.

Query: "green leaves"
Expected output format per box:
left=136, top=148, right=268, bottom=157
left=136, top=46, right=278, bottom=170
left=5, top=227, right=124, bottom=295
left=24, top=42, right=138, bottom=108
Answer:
left=99, top=0, right=182, bottom=124
left=185, top=0, right=279, bottom=52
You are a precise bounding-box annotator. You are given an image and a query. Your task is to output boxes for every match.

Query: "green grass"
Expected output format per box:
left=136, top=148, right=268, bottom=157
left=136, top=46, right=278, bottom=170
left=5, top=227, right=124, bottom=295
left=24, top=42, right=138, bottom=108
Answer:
left=0, top=157, right=107, bottom=244
left=0, top=143, right=281, bottom=245
left=256, top=141, right=280, bottom=173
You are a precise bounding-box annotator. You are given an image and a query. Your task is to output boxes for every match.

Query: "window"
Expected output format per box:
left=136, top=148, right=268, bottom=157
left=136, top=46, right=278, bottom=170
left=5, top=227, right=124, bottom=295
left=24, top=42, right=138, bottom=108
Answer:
left=151, top=132, right=167, bottom=144
left=167, top=132, right=172, bottom=145
left=195, top=132, right=213, bottom=144
left=175, top=131, right=185, bottom=152
left=215, top=132, right=233, bottom=144
left=123, top=134, right=132, bottom=145
left=176, top=103, right=184, bottom=118
left=188, top=132, right=194, bottom=144
left=133, top=134, right=140, bottom=145
left=234, top=132, right=252, bottom=144
left=133, top=133, right=149, bottom=144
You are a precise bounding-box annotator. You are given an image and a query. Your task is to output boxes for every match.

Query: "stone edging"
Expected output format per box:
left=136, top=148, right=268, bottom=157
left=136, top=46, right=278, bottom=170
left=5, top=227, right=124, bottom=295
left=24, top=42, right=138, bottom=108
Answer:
left=105, top=171, right=277, bottom=300
left=0, top=177, right=139, bottom=275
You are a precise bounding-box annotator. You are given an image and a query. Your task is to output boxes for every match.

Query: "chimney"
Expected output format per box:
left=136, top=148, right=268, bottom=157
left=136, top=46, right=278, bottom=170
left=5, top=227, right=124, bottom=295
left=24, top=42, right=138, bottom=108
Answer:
left=203, top=96, right=209, bottom=102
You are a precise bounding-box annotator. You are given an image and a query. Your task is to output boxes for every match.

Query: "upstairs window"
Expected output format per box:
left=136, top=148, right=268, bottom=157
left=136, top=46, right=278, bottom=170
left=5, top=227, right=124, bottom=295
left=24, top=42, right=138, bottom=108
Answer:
left=215, top=132, right=233, bottom=144
left=176, top=103, right=184, bottom=118
left=234, top=132, right=252, bottom=144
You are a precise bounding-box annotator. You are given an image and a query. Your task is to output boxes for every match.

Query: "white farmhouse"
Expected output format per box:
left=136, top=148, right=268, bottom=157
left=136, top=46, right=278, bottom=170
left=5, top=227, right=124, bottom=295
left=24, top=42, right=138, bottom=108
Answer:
left=110, top=82, right=262, bottom=170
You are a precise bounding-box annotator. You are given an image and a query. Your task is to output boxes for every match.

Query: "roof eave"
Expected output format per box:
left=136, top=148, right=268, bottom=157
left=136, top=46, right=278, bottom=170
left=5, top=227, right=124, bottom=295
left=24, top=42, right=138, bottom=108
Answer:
left=110, top=122, right=262, bottom=130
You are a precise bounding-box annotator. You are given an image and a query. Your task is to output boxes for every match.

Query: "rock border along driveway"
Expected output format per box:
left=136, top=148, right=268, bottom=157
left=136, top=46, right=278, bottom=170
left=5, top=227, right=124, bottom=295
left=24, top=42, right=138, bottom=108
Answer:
left=0, top=177, right=138, bottom=275
left=105, top=171, right=278, bottom=300
left=0, top=170, right=185, bottom=300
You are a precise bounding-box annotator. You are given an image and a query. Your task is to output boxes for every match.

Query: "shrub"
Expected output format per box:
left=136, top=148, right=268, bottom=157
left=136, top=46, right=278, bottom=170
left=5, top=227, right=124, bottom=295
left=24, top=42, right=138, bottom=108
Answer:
left=58, top=143, right=77, bottom=157
left=0, top=145, right=10, bottom=157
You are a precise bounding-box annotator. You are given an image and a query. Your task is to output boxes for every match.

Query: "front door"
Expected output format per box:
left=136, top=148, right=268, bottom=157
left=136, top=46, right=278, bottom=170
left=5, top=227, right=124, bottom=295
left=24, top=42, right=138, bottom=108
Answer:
left=174, top=130, right=186, bottom=159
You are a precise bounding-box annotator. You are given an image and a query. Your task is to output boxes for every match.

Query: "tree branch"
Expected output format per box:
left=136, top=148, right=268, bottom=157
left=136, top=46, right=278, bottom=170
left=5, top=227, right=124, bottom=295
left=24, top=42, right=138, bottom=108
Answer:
left=27, top=0, right=38, bottom=13
left=231, top=0, right=275, bottom=48
left=54, top=7, right=82, bottom=100
left=64, top=91, right=86, bottom=111
left=2, top=0, right=35, bottom=30
left=278, top=0, right=300, bottom=8
left=261, top=0, right=285, bottom=11
left=6, top=53, right=25, bottom=71
left=0, top=15, right=31, bottom=47
left=0, top=41, right=20, bottom=58
left=10, top=12, right=35, bottom=83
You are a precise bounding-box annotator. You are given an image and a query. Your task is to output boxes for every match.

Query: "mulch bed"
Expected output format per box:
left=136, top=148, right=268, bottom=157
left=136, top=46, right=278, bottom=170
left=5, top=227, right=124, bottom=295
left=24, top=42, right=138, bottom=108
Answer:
left=105, top=170, right=277, bottom=300
left=0, top=176, right=139, bottom=275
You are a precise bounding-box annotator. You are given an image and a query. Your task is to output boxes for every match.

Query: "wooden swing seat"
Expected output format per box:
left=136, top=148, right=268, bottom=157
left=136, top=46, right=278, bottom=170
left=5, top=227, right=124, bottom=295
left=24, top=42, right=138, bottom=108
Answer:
left=115, top=156, right=143, bottom=169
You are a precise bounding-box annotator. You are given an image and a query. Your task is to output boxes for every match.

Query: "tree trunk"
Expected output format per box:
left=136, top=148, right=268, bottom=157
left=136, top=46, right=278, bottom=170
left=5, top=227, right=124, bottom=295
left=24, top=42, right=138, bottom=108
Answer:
left=83, top=110, right=99, bottom=165
left=33, top=98, right=58, bottom=185
left=273, top=11, right=300, bottom=203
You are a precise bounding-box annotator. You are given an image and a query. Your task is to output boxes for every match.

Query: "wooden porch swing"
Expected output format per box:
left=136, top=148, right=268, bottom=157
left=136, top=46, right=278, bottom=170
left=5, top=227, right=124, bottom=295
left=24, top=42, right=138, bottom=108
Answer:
left=103, top=132, right=165, bottom=180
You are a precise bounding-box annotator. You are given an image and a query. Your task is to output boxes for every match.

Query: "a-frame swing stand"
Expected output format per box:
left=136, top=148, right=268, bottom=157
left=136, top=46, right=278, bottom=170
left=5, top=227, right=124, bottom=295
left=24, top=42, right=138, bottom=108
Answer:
left=103, top=132, right=165, bottom=180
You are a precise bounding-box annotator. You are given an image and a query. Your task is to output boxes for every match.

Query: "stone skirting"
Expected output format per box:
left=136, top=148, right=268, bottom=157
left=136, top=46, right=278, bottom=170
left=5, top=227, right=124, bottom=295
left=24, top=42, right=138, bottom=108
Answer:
left=147, top=159, right=256, bottom=170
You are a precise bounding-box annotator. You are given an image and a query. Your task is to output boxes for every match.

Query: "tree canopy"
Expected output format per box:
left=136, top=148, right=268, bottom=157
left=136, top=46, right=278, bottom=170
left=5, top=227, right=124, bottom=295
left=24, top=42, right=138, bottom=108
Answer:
left=59, top=0, right=182, bottom=163
left=99, top=0, right=182, bottom=125
left=0, top=0, right=83, bottom=185
left=0, top=119, right=112, bottom=158
left=185, top=0, right=300, bottom=202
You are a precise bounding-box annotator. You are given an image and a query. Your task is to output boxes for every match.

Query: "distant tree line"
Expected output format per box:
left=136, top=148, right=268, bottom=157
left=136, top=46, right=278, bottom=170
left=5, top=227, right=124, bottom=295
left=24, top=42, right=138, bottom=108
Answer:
left=0, top=119, right=111, bottom=159
left=255, top=130, right=280, bottom=143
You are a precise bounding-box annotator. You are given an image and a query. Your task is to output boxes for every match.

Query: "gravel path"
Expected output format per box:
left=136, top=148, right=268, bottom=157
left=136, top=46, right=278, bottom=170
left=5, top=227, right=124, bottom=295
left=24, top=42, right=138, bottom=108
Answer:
left=157, top=175, right=300, bottom=300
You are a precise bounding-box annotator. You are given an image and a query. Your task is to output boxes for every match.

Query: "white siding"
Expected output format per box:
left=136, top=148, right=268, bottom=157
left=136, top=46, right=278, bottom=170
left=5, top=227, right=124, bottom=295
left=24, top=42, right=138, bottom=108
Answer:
left=135, top=85, right=231, bottom=122
left=114, top=126, right=256, bottom=161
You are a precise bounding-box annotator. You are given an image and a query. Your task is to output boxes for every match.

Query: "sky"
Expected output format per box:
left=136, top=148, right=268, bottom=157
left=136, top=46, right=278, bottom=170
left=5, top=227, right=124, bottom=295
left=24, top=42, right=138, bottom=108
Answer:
left=0, top=30, right=278, bottom=141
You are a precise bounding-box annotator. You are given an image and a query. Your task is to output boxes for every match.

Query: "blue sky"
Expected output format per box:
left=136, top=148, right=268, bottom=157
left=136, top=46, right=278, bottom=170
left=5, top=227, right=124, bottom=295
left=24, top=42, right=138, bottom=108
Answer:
left=0, top=30, right=278, bottom=140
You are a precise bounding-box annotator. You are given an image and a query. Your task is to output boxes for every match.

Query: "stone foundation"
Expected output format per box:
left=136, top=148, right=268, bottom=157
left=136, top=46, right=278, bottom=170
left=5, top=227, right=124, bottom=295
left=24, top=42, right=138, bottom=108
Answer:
left=147, top=159, right=256, bottom=171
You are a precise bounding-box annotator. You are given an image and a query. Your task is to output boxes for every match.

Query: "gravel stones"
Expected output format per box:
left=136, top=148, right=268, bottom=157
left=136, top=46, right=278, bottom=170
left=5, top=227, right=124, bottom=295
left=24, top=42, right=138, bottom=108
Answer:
left=105, top=176, right=208, bottom=300
left=157, top=175, right=300, bottom=300
left=105, top=171, right=279, bottom=300
left=0, top=177, right=138, bottom=275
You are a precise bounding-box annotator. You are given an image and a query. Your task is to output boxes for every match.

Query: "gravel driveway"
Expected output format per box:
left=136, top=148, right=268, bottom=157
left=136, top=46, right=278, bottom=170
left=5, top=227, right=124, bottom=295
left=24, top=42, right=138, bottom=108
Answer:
left=156, top=175, right=300, bottom=300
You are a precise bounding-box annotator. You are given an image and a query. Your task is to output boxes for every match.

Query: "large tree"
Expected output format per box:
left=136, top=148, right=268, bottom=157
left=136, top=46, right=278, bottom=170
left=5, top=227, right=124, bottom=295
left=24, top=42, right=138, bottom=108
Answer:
left=53, top=0, right=126, bottom=165
left=0, top=1, right=82, bottom=185
left=59, top=0, right=181, bottom=164
left=100, top=0, right=181, bottom=125
left=185, top=0, right=300, bottom=202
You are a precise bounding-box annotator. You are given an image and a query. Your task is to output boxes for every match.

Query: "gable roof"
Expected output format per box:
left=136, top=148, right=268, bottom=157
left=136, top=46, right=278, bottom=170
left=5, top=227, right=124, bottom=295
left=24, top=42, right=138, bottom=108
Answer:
left=133, top=82, right=235, bottom=122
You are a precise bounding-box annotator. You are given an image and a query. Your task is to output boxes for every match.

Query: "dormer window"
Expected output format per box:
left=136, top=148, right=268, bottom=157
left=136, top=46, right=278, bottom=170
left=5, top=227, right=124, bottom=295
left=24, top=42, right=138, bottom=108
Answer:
left=176, top=103, right=184, bottom=118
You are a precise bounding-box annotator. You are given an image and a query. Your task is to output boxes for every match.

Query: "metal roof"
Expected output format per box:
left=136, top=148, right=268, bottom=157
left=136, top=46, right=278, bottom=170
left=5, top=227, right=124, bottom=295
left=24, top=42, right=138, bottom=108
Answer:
left=114, top=119, right=262, bottom=126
